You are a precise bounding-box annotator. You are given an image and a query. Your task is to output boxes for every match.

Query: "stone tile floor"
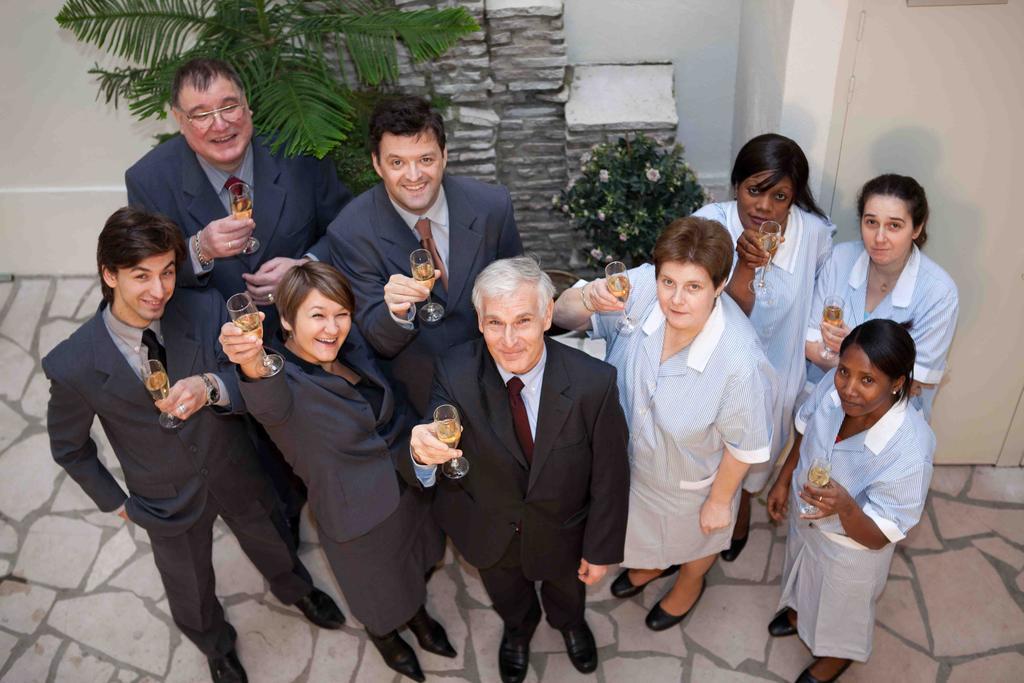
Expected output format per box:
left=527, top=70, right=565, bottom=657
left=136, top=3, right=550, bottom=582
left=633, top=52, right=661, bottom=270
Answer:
left=1, top=276, right=1023, bottom=682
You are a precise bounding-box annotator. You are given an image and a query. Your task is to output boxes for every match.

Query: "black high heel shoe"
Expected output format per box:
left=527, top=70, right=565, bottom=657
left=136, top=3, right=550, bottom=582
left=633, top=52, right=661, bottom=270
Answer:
left=795, top=658, right=852, bottom=683
left=644, top=579, right=706, bottom=631
left=720, top=533, right=749, bottom=562
left=768, top=608, right=798, bottom=637
left=368, top=630, right=425, bottom=682
left=610, top=565, right=680, bottom=599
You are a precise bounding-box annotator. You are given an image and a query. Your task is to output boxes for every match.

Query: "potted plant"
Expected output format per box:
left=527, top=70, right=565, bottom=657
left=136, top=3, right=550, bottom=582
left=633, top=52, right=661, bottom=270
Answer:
left=556, top=133, right=709, bottom=267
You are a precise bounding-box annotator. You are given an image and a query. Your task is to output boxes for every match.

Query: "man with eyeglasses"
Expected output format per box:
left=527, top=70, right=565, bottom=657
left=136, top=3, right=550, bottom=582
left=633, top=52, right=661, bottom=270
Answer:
left=125, top=58, right=351, bottom=334
left=126, top=58, right=351, bottom=544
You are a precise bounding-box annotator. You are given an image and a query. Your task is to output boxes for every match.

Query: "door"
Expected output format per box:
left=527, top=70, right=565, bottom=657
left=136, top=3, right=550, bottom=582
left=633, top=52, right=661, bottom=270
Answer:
left=824, top=0, right=1024, bottom=464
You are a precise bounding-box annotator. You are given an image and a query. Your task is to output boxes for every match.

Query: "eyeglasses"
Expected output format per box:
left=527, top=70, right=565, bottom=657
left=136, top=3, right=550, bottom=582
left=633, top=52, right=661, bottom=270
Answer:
left=181, top=103, right=247, bottom=130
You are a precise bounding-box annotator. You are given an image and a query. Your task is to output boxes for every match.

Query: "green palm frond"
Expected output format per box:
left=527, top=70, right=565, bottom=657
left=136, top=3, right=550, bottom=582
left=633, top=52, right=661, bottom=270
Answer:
left=56, top=0, right=222, bottom=64
left=250, top=63, right=354, bottom=159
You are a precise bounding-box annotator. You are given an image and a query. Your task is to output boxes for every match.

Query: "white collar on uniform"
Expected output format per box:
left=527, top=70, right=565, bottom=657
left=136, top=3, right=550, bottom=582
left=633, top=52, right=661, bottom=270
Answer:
left=848, top=244, right=920, bottom=308
left=725, top=203, right=803, bottom=274
left=828, top=388, right=909, bottom=454
left=640, top=295, right=725, bottom=373
left=389, top=185, right=449, bottom=232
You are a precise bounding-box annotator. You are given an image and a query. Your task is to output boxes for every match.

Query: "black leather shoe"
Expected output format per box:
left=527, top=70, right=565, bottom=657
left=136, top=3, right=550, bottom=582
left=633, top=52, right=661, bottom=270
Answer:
left=645, top=579, right=706, bottom=631
left=610, top=565, right=680, bottom=599
left=294, top=588, right=345, bottom=629
left=369, top=630, right=425, bottom=682
left=498, top=635, right=530, bottom=683
left=407, top=605, right=456, bottom=657
left=795, top=659, right=852, bottom=683
left=208, top=649, right=248, bottom=683
left=720, top=534, right=749, bottom=562
left=561, top=622, right=598, bottom=674
left=768, top=608, right=798, bottom=637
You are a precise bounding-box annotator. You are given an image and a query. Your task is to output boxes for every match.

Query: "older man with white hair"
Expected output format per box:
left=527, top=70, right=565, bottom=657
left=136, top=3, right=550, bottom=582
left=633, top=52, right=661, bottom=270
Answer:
left=410, top=257, right=630, bottom=683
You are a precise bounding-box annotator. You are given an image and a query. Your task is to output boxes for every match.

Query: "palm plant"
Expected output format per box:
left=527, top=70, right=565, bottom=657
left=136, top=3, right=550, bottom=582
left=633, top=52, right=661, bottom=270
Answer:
left=55, top=0, right=478, bottom=158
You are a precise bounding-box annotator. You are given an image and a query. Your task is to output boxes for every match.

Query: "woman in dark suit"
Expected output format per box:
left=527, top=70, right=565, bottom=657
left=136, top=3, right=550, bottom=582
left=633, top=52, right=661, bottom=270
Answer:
left=219, top=262, right=450, bottom=682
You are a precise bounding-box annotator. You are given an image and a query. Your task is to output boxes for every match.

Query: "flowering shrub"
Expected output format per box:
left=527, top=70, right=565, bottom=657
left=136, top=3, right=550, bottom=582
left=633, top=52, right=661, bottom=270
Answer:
left=555, top=134, right=709, bottom=266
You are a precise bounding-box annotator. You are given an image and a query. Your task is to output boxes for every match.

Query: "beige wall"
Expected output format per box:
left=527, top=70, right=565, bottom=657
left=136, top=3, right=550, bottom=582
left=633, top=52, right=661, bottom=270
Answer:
left=0, top=0, right=174, bottom=275
left=564, top=0, right=742, bottom=191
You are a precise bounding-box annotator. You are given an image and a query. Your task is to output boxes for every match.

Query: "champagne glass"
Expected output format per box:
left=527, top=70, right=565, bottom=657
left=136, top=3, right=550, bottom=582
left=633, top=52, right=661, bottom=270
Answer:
left=410, top=249, right=444, bottom=323
left=604, top=261, right=636, bottom=335
left=799, top=457, right=831, bottom=516
left=435, top=404, right=468, bottom=479
left=141, top=359, right=182, bottom=429
left=748, top=221, right=782, bottom=306
left=820, top=295, right=845, bottom=361
left=226, top=292, right=284, bottom=376
left=228, top=180, right=260, bottom=255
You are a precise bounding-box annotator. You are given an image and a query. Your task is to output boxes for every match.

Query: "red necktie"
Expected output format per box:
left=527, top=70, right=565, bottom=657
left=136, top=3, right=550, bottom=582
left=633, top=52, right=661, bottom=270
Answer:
left=415, top=218, right=448, bottom=291
left=507, top=377, right=533, bottom=465
left=224, top=176, right=243, bottom=191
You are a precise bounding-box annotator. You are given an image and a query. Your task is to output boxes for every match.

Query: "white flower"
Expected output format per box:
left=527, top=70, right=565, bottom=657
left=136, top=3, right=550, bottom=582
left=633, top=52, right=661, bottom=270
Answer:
left=590, top=248, right=603, bottom=260
left=603, top=254, right=614, bottom=263
left=561, top=204, right=570, bottom=213
left=597, top=211, right=606, bottom=221
left=551, top=193, right=561, bottom=206
left=619, top=233, right=628, bottom=242
left=580, top=152, right=592, bottom=164
left=598, top=169, right=610, bottom=183
left=646, top=168, right=661, bottom=182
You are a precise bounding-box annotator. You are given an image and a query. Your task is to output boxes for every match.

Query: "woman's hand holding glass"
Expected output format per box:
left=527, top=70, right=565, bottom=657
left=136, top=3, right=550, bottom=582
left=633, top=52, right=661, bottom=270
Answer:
left=819, top=318, right=852, bottom=360
left=798, top=477, right=854, bottom=520
left=219, top=313, right=270, bottom=380
left=735, top=226, right=784, bottom=270
left=584, top=279, right=625, bottom=314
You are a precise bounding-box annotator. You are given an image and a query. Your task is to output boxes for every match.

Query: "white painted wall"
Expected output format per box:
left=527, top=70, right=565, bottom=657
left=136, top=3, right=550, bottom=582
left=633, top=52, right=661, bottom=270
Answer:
left=1, top=0, right=174, bottom=275
left=563, top=0, right=742, bottom=192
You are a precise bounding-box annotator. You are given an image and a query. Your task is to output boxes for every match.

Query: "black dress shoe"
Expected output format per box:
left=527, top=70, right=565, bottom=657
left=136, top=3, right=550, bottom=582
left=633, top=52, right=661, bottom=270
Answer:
left=369, top=630, right=425, bottom=682
left=407, top=605, right=457, bottom=657
left=294, top=588, right=345, bottom=629
left=610, top=565, right=680, bottom=599
left=645, top=579, right=706, bottom=631
left=498, top=635, right=530, bottom=683
left=768, top=608, right=798, bottom=637
left=795, top=659, right=852, bottom=683
left=208, top=649, right=248, bottom=683
left=720, top=533, right=749, bottom=562
left=561, top=622, right=598, bottom=673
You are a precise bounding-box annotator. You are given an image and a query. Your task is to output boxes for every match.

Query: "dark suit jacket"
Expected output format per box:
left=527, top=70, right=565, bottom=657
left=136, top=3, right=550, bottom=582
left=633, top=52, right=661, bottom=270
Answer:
left=428, top=338, right=630, bottom=580
left=125, top=134, right=351, bottom=334
left=328, top=175, right=522, bottom=416
left=42, top=289, right=271, bottom=537
left=237, top=327, right=419, bottom=543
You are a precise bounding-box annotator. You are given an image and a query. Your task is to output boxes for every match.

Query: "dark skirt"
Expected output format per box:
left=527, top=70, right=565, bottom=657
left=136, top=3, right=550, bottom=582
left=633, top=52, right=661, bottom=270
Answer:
left=318, top=482, right=445, bottom=635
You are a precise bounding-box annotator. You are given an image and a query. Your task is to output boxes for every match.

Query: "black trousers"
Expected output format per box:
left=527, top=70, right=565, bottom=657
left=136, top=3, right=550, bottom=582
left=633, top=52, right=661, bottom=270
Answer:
left=148, top=491, right=313, bottom=657
left=477, top=532, right=586, bottom=645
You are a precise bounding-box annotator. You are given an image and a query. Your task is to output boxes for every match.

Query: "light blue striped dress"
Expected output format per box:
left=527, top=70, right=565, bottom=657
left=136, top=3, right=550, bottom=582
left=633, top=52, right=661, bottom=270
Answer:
left=694, top=201, right=833, bottom=491
left=806, top=241, right=959, bottom=419
left=779, top=368, right=935, bottom=661
left=590, top=264, right=777, bottom=567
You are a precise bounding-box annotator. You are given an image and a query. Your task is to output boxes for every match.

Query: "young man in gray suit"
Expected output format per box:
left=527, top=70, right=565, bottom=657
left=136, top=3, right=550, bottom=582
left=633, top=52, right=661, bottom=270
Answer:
left=410, top=258, right=630, bottom=683
left=328, top=96, right=523, bottom=416
left=42, top=208, right=344, bottom=683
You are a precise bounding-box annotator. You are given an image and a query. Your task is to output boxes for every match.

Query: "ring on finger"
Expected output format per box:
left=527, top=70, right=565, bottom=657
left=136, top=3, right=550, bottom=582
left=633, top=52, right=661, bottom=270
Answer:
left=267, top=292, right=275, bottom=304
left=177, top=404, right=187, bottom=415
left=228, top=240, right=235, bottom=249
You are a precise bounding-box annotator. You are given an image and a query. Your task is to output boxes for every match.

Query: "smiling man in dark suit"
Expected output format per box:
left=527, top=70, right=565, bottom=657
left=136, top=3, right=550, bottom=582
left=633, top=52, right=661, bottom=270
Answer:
left=328, top=95, right=522, bottom=416
left=42, top=208, right=344, bottom=683
left=410, top=257, right=630, bottom=683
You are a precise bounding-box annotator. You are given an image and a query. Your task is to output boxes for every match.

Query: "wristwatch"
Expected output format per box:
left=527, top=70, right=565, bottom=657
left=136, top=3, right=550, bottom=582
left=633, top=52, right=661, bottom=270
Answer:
left=199, top=373, right=220, bottom=406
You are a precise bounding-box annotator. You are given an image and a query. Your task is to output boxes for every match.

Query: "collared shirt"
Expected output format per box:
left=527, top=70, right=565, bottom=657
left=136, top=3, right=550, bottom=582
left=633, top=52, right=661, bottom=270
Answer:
left=389, top=186, right=451, bottom=329
left=186, top=144, right=256, bottom=275
left=694, top=201, right=834, bottom=461
left=805, top=240, right=959, bottom=418
left=414, top=345, right=548, bottom=487
left=793, top=367, right=935, bottom=549
left=590, top=264, right=776, bottom=491
left=101, top=305, right=229, bottom=407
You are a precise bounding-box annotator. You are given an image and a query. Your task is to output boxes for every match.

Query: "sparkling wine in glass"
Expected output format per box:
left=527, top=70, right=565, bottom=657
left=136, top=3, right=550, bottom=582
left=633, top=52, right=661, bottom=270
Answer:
left=820, top=295, right=845, bottom=361
left=435, top=404, right=468, bottom=479
left=228, top=180, right=260, bottom=255
left=226, top=293, right=284, bottom=376
left=141, top=359, right=182, bottom=429
left=410, top=249, right=444, bottom=323
left=799, top=457, right=831, bottom=516
left=748, top=221, right=782, bottom=306
left=604, top=261, right=636, bottom=335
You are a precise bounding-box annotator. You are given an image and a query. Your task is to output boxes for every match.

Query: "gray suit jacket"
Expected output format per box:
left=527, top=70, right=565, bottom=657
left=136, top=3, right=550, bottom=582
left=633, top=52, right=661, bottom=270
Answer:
left=125, top=134, right=351, bottom=335
left=42, top=289, right=271, bottom=537
left=328, top=175, right=522, bottom=415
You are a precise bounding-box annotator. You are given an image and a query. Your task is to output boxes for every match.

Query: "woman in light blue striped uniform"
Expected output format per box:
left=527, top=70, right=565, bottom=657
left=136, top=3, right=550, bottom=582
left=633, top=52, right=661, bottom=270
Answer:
left=806, top=174, right=958, bottom=420
left=553, top=217, right=776, bottom=632
left=766, top=319, right=934, bottom=683
left=693, top=134, right=834, bottom=562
